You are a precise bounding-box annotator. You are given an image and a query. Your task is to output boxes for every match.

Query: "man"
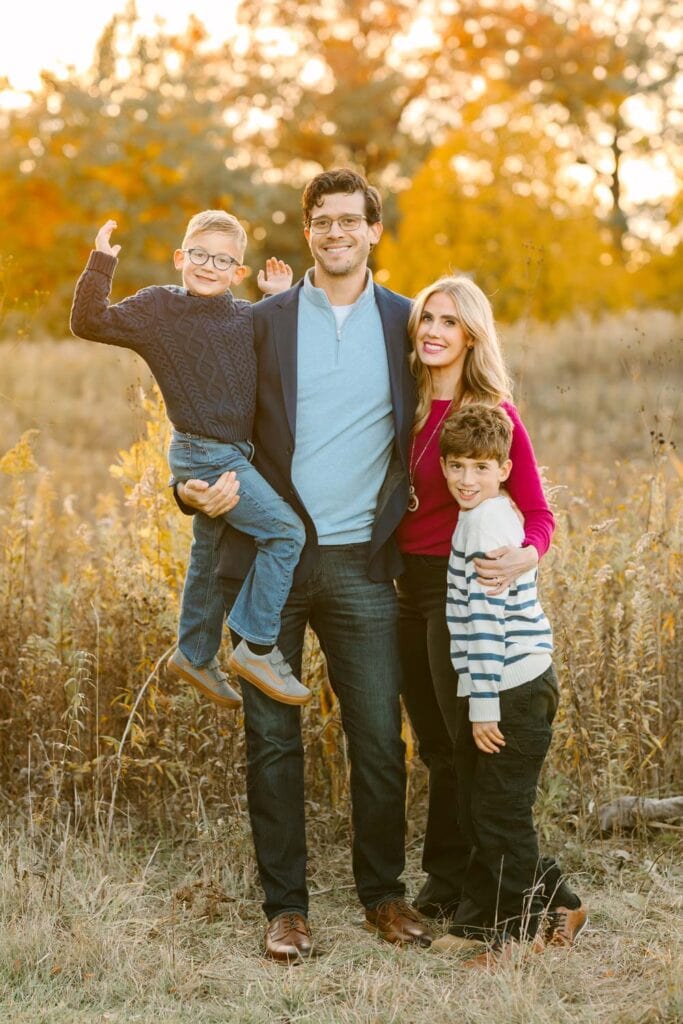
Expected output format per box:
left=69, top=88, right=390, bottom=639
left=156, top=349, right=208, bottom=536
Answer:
left=178, top=168, right=433, bottom=960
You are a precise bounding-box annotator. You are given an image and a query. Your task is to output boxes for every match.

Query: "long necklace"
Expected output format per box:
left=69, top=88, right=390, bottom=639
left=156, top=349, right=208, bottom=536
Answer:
left=407, top=400, right=453, bottom=512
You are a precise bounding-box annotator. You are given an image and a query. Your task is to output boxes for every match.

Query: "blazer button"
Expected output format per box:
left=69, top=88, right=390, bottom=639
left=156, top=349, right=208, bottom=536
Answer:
left=286, top=444, right=293, bottom=455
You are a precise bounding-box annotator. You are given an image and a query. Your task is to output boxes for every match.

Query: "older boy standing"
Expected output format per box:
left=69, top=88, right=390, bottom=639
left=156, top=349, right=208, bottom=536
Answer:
left=433, top=404, right=586, bottom=967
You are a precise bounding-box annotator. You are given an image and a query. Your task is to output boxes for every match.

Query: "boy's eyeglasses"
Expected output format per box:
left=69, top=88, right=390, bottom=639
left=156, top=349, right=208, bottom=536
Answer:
left=183, top=248, right=241, bottom=272
left=309, top=214, right=368, bottom=234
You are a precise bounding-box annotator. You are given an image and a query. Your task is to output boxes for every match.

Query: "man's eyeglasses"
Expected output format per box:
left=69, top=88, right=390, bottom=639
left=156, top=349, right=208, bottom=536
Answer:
left=309, top=214, right=368, bottom=234
left=183, top=248, right=241, bottom=272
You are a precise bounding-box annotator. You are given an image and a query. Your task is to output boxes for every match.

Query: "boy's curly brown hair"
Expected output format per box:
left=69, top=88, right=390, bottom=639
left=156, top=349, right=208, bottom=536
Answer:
left=440, top=403, right=513, bottom=465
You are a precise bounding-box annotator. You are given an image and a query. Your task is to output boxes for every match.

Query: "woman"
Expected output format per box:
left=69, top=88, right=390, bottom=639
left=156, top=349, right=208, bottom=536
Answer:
left=396, top=276, right=554, bottom=919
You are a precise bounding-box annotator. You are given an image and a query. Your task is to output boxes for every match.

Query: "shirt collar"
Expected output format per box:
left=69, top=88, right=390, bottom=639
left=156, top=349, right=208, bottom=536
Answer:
left=301, top=267, right=375, bottom=312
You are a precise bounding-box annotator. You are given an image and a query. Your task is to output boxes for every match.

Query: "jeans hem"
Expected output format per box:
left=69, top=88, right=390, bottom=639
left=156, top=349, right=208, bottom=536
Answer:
left=177, top=641, right=218, bottom=669
left=226, top=615, right=278, bottom=647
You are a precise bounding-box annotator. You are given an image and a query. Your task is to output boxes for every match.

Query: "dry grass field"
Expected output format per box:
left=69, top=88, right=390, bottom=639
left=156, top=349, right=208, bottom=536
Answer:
left=0, top=309, right=681, bottom=1022
left=0, top=823, right=680, bottom=1024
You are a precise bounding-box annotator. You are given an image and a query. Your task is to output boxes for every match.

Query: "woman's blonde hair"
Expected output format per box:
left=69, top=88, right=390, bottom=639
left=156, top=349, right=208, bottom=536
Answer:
left=408, top=275, right=512, bottom=434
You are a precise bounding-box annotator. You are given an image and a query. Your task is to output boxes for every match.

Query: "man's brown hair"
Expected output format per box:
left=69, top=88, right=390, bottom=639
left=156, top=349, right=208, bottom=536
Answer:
left=440, top=403, right=513, bottom=465
left=301, top=168, right=382, bottom=227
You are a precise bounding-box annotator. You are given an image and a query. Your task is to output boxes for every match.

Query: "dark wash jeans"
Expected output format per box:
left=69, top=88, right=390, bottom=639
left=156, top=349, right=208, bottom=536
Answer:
left=396, top=554, right=471, bottom=911
left=222, top=543, right=407, bottom=920
left=450, top=665, right=573, bottom=941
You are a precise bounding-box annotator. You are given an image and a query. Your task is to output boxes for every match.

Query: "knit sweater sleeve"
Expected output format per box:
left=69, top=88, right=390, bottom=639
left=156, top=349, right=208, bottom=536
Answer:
left=503, top=402, right=555, bottom=559
left=70, top=250, right=156, bottom=354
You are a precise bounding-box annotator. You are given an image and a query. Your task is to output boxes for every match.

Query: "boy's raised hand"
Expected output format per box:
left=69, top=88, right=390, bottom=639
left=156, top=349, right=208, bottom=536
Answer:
left=257, top=258, right=293, bottom=295
left=472, top=721, right=506, bottom=754
left=95, top=219, right=121, bottom=258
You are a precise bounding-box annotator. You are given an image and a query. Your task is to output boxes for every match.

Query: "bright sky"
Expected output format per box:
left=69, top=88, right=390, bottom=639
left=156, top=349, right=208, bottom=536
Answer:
left=0, top=1, right=239, bottom=93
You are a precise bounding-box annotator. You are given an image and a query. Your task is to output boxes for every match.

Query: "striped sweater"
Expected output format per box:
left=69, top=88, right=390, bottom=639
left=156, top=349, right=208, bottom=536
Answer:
left=446, top=495, right=553, bottom=722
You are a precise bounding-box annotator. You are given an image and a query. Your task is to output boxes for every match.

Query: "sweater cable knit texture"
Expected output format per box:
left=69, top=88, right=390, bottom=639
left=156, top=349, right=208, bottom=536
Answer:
left=70, top=250, right=256, bottom=443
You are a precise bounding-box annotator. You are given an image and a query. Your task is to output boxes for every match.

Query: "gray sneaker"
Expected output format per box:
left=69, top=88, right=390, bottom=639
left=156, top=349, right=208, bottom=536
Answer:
left=167, top=648, right=242, bottom=709
left=228, top=640, right=311, bottom=705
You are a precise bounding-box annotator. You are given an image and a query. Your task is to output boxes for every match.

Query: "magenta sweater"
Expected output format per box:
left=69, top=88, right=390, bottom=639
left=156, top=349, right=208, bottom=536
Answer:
left=397, top=400, right=554, bottom=558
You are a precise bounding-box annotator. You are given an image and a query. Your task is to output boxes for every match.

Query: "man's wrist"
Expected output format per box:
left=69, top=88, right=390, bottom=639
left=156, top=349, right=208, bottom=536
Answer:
left=172, top=479, right=198, bottom=517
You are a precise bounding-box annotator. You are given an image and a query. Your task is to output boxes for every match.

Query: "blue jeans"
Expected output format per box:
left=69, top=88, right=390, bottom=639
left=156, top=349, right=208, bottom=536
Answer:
left=222, top=543, right=407, bottom=919
left=168, top=431, right=306, bottom=665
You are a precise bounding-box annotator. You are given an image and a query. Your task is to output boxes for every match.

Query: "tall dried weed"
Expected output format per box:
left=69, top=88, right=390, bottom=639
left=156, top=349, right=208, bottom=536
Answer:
left=0, top=313, right=680, bottom=844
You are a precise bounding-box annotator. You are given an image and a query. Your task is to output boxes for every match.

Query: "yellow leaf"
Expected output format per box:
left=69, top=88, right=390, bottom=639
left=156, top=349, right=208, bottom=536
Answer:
left=0, top=429, right=39, bottom=476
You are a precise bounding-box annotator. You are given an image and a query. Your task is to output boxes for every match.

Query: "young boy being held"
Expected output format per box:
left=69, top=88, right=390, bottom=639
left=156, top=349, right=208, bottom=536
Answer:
left=71, top=213, right=310, bottom=708
left=437, top=403, right=586, bottom=968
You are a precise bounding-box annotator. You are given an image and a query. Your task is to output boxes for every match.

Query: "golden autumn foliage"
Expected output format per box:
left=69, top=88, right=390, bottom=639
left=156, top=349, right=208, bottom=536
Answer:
left=0, top=428, right=39, bottom=475
left=0, top=2, right=679, bottom=336
left=376, top=97, right=675, bottom=321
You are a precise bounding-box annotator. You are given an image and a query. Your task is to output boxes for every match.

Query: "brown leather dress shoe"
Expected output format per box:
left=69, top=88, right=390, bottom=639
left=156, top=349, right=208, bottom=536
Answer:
left=364, top=898, right=434, bottom=947
left=264, top=912, right=314, bottom=963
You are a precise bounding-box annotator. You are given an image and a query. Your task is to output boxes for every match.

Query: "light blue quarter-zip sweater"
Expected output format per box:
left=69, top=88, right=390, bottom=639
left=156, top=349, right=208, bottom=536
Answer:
left=291, top=270, right=394, bottom=544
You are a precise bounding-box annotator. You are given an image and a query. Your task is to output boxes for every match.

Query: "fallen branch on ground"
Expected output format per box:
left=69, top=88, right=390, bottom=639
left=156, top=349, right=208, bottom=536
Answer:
left=598, top=795, right=683, bottom=833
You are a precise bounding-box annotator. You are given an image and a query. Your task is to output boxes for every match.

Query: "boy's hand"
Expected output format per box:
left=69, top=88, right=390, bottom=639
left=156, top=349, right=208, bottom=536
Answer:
left=472, top=721, right=506, bottom=754
left=257, top=258, right=293, bottom=295
left=95, top=219, right=121, bottom=257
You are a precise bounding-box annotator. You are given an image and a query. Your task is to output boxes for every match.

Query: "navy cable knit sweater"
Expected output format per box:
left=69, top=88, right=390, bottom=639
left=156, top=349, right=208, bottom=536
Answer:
left=70, top=250, right=256, bottom=443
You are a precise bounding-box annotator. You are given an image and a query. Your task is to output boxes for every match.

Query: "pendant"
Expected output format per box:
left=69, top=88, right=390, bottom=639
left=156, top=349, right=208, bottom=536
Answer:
left=407, top=486, right=419, bottom=512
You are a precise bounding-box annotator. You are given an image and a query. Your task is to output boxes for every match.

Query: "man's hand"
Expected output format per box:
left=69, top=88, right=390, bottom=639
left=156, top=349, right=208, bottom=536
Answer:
left=94, top=219, right=122, bottom=257
left=257, top=258, right=293, bottom=295
left=178, top=471, right=240, bottom=518
left=473, top=544, right=538, bottom=596
left=472, top=721, right=506, bottom=754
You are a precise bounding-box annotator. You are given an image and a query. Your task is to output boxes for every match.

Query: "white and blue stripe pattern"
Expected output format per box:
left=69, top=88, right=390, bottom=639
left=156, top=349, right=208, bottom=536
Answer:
left=446, top=496, right=553, bottom=722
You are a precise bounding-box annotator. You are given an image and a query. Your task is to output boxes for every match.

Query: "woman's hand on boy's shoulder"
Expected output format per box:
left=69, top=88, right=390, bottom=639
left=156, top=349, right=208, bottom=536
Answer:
left=94, top=219, right=121, bottom=258
left=257, top=258, right=293, bottom=296
left=473, top=544, right=538, bottom=595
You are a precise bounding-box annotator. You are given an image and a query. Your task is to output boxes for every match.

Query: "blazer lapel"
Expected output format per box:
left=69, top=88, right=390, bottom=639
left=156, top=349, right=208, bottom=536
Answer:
left=375, top=285, right=411, bottom=462
left=271, top=284, right=302, bottom=440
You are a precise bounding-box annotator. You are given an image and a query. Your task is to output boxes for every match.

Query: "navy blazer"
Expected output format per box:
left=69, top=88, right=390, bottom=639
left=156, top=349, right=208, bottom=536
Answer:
left=214, top=279, right=416, bottom=584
